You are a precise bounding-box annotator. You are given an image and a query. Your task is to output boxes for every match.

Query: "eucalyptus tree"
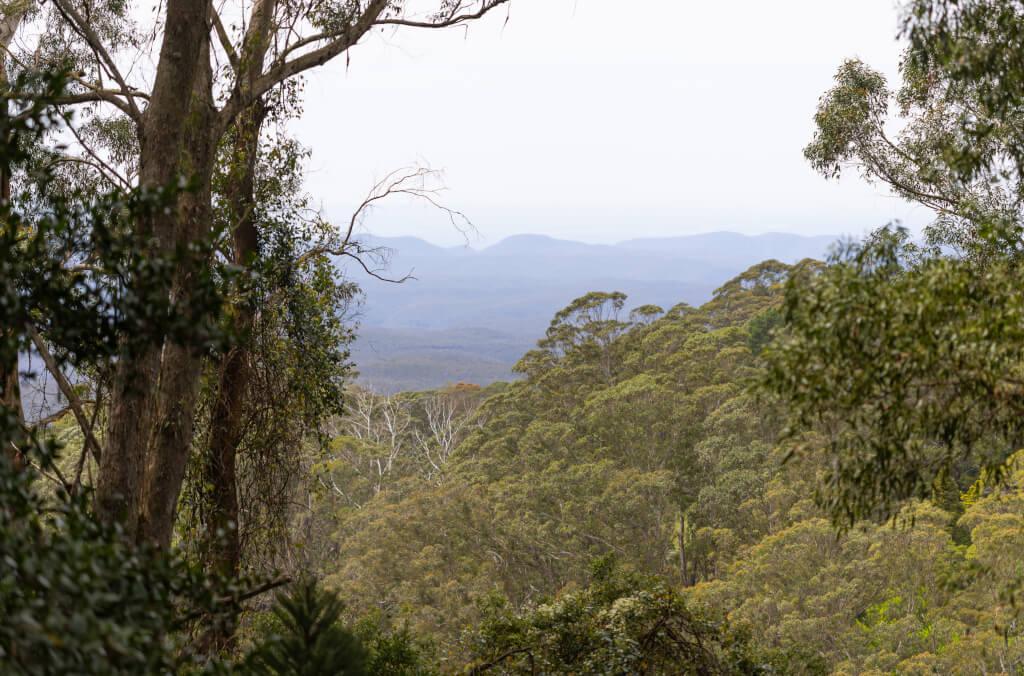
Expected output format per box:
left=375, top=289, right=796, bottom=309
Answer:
left=4, top=0, right=511, bottom=549
left=767, top=0, right=1024, bottom=525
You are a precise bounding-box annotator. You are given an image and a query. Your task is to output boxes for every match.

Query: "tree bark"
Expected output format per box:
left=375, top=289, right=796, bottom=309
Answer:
left=200, top=0, right=274, bottom=575
left=678, top=510, right=689, bottom=587
left=98, top=0, right=216, bottom=539
left=138, top=34, right=217, bottom=548
left=203, top=100, right=266, bottom=578
left=1, top=4, right=28, bottom=468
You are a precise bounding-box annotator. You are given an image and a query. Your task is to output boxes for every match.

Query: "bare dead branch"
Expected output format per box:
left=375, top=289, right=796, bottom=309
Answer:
left=31, top=400, right=96, bottom=426
left=72, top=381, right=103, bottom=494
left=294, top=165, right=470, bottom=283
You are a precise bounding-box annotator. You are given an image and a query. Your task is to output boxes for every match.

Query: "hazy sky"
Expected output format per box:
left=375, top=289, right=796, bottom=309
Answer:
left=293, top=0, right=933, bottom=247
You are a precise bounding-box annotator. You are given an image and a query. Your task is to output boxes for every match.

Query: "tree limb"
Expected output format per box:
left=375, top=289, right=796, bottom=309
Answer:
left=219, top=0, right=387, bottom=129
left=375, top=0, right=511, bottom=29
left=28, top=326, right=102, bottom=463
left=49, top=0, right=143, bottom=122
left=50, top=91, right=137, bottom=118
left=210, top=5, right=240, bottom=72
left=174, top=575, right=291, bottom=626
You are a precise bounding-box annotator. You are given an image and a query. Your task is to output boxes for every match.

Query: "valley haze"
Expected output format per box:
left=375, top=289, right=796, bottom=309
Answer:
left=349, top=230, right=839, bottom=391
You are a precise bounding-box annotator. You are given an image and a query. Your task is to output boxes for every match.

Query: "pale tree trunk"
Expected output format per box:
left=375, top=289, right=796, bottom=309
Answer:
left=678, top=510, right=689, bottom=587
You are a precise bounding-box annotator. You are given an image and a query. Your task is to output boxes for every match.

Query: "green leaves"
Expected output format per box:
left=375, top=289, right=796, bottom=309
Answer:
left=245, top=579, right=367, bottom=676
left=804, top=59, right=890, bottom=181
left=463, top=559, right=783, bottom=675
left=764, top=227, right=1024, bottom=525
left=0, top=441, right=258, bottom=673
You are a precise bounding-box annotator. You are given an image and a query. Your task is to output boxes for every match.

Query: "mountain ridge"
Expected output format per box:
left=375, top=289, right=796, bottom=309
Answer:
left=347, top=230, right=841, bottom=391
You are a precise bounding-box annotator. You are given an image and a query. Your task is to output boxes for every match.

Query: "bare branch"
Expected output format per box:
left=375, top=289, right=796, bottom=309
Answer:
left=211, top=5, right=240, bottom=72
left=72, top=381, right=103, bottom=494
left=46, top=91, right=137, bottom=118
left=31, top=400, right=96, bottom=426
left=340, top=248, right=415, bottom=283
left=375, top=0, right=511, bottom=29
left=28, top=326, right=103, bottom=463
left=295, top=165, right=471, bottom=282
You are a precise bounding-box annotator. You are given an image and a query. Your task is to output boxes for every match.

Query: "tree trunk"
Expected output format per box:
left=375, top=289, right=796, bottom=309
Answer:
left=98, top=0, right=216, bottom=540
left=1, top=5, right=28, bottom=468
left=199, top=0, right=276, bottom=575
left=203, top=101, right=267, bottom=578
left=138, top=34, right=217, bottom=548
left=678, top=510, right=689, bottom=587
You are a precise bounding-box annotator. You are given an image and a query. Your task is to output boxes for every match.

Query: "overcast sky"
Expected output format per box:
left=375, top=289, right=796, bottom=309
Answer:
left=293, top=0, right=932, bottom=247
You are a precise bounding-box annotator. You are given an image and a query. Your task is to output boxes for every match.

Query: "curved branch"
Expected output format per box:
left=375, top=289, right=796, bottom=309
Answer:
left=374, top=0, right=511, bottom=29
left=51, top=90, right=137, bottom=118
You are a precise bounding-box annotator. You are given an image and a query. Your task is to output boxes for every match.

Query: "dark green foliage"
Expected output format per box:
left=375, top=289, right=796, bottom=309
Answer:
left=463, top=557, right=804, bottom=675
left=0, top=442, right=245, bottom=674
left=354, top=614, right=437, bottom=676
left=2, top=74, right=236, bottom=374
left=745, top=308, right=781, bottom=356
left=763, top=227, right=1024, bottom=525
left=0, top=67, right=262, bottom=675
left=244, top=579, right=366, bottom=676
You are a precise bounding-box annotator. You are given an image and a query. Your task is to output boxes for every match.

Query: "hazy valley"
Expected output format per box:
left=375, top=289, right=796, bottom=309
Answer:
left=350, top=231, right=839, bottom=390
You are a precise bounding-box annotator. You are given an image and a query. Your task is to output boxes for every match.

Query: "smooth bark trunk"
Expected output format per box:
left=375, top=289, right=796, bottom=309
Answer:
left=138, top=35, right=217, bottom=548
left=678, top=511, right=689, bottom=587
left=98, top=0, right=216, bottom=540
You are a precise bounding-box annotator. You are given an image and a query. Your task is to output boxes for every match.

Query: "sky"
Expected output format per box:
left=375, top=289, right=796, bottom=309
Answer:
left=293, top=0, right=934, bottom=247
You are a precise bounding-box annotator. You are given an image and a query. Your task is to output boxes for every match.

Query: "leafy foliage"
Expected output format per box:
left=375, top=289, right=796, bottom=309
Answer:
left=463, top=557, right=805, bottom=675
left=763, top=228, right=1024, bottom=525
left=244, top=579, right=367, bottom=675
left=0, top=441, right=248, bottom=674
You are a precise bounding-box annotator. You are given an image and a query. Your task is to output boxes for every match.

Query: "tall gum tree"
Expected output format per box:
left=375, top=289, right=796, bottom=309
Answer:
left=6, top=0, right=511, bottom=545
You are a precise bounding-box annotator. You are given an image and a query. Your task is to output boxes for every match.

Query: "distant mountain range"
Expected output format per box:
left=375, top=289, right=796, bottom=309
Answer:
left=347, top=231, right=841, bottom=391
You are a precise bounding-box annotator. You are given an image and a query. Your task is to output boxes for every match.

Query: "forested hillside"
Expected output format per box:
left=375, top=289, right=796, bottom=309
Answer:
left=310, top=262, right=1024, bottom=672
